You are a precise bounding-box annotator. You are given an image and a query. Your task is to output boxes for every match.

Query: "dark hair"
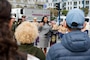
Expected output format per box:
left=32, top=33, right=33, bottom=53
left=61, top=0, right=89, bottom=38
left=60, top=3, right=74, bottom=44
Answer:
left=22, top=15, right=26, bottom=18
left=41, top=16, right=49, bottom=25
left=67, top=22, right=81, bottom=30
left=71, top=22, right=78, bottom=27
left=0, top=0, right=26, bottom=60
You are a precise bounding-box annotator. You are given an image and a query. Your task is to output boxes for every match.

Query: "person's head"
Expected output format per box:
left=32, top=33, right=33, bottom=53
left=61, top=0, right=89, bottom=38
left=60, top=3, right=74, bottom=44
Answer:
left=0, top=0, right=19, bottom=60
left=60, top=21, right=64, bottom=27
left=41, top=16, right=49, bottom=24
left=22, top=15, right=26, bottom=22
left=64, top=9, right=85, bottom=32
left=50, top=21, right=56, bottom=27
left=18, top=18, right=22, bottom=24
left=15, top=21, right=38, bottom=44
left=33, top=17, right=37, bottom=22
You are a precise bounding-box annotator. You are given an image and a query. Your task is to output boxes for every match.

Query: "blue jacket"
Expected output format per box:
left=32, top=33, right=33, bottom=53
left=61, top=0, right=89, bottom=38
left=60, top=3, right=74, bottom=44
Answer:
left=46, top=31, right=90, bottom=60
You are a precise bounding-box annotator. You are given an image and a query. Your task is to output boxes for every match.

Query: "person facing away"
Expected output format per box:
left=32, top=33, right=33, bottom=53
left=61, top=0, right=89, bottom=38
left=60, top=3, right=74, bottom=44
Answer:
left=46, top=9, right=90, bottom=60
left=15, top=21, right=45, bottom=60
left=0, top=0, right=39, bottom=60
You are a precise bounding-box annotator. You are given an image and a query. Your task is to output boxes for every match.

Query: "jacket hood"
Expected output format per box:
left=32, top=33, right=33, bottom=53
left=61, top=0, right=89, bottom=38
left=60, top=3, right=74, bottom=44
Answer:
left=61, top=31, right=90, bottom=52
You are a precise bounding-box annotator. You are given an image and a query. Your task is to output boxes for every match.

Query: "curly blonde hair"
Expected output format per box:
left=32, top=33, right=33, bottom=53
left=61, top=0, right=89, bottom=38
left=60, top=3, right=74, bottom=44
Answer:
left=15, top=21, right=39, bottom=44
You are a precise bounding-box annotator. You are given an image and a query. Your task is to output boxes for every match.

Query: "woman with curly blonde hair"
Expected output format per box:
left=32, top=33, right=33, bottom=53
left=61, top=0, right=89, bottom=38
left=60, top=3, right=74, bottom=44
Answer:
left=15, top=21, right=45, bottom=60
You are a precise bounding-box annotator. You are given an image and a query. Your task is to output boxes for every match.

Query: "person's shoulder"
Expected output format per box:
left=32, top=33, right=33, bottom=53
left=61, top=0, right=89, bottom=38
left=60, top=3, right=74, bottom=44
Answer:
left=49, top=43, right=65, bottom=53
left=32, top=46, right=44, bottom=53
left=30, top=46, right=43, bottom=52
left=27, top=54, right=40, bottom=60
left=47, top=43, right=65, bottom=59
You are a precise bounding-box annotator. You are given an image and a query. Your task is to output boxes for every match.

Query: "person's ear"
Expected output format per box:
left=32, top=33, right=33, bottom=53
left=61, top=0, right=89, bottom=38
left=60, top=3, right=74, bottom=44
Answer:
left=83, top=22, right=87, bottom=29
left=81, top=22, right=87, bottom=32
left=63, top=20, right=67, bottom=28
left=9, top=19, right=13, bottom=29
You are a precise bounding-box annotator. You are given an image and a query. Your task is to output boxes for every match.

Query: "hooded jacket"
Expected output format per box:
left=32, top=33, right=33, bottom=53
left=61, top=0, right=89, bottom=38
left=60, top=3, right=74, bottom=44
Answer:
left=46, top=31, right=90, bottom=60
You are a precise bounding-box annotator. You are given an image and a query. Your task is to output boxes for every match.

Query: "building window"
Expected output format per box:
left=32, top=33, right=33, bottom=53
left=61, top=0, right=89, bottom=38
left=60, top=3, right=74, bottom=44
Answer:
left=74, top=2, right=77, bottom=5
left=64, top=2, right=66, bottom=5
left=49, top=3, right=50, bottom=6
left=53, top=0, right=57, bottom=2
left=70, top=7, right=72, bottom=9
left=74, top=7, right=76, bottom=8
left=79, top=6, right=81, bottom=9
left=86, top=1, right=89, bottom=4
left=63, top=7, right=66, bottom=10
left=86, top=6, right=89, bottom=8
left=64, top=3, right=66, bottom=6
left=68, top=2, right=69, bottom=5
left=79, top=1, right=80, bottom=4
left=54, top=3, right=56, bottom=6
left=68, top=7, right=69, bottom=10
left=63, top=2, right=66, bottom=7
left=82, top=1, right=84, bottom=4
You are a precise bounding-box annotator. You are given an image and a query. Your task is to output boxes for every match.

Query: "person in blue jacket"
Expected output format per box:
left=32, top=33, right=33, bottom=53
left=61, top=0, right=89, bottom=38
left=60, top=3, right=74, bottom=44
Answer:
left=46, top=8, right=90, bottom=60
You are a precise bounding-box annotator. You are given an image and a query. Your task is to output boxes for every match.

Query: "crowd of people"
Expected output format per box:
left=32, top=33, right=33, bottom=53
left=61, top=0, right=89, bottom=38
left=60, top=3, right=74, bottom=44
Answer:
left=1, top=0, right=90, bottom=60
left=0, top=0, right=39, bottom=60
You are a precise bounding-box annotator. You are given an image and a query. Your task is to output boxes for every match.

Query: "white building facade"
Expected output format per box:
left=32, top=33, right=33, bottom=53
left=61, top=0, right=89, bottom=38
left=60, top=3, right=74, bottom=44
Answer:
left=63, top=0, right=89, bottom=10
left=46, top=0, right=90, bottom=11
left=8, top=0, right=46, bottom=8
left=46, top=0, right=62, bottom=9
